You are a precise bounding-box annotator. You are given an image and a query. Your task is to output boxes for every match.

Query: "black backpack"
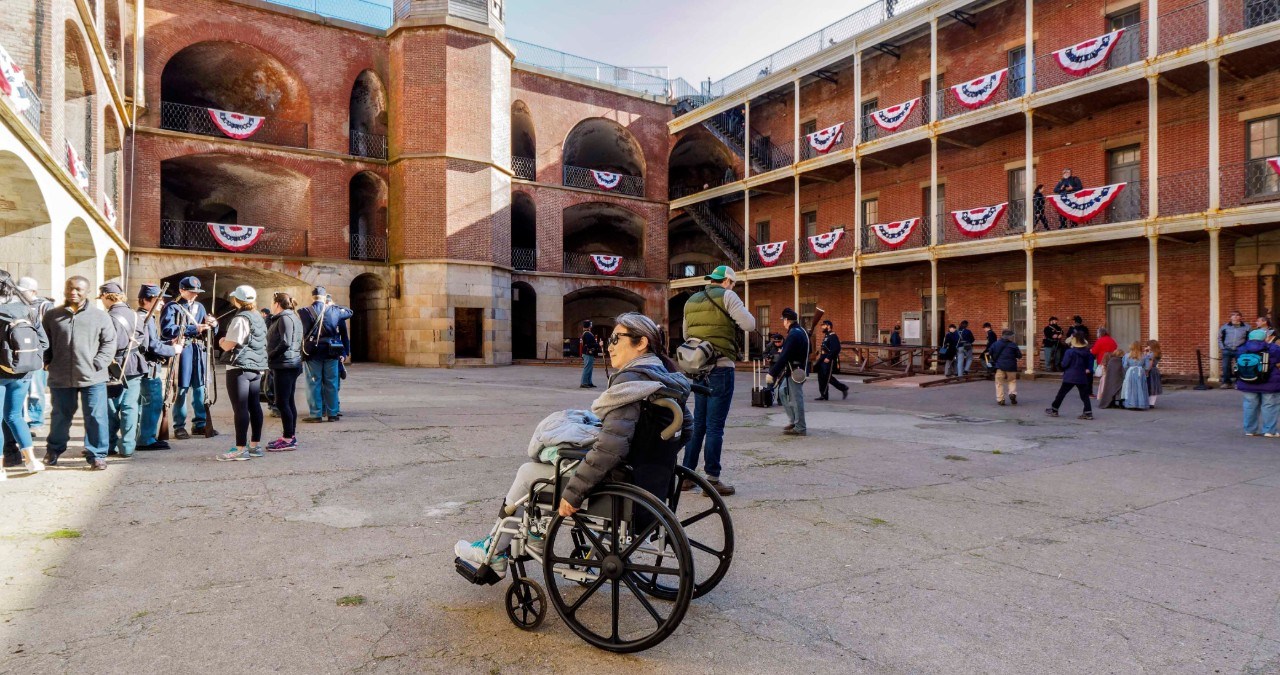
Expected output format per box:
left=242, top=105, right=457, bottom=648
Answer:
left=0, top=308, right=42, bottom=375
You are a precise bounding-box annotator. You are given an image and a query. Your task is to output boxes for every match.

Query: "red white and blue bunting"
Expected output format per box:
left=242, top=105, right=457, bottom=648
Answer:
left=103, top=196, right=116, bottom=227
left=807, top=230, right=844, bottom=257
left=952, top=203, right=1008, bottom=238
left=65, top=141, right=89, bottom=191
left=207, top=223, right=264, bottom=252
left=1047, top=183, right=1126, bottom=224
left=590, top=254, right=622, bottom=275
left=1053, top=29, right=1126, bottom=76
left=870, top=98, right=920, bottom=132
left=207, top=108, right=266, bottom=140
left=871, top=219, right=919, bottom=248
left=805, top=123, right=846, bottom=155
left=950, top=69, right=1007, bottom=110
left=756, top=241, right=787, bottom=266
left=1267, top=157, right=1280, bottom=177
left=0, top=44, right=33, bottom=112
left=591, top=170, right=622, bottom=190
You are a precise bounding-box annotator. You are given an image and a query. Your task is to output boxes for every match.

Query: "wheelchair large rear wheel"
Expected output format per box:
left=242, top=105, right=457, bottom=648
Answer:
left=542, top=483, right=694, bottom=653
left=633, top=465, right=734, bottom=600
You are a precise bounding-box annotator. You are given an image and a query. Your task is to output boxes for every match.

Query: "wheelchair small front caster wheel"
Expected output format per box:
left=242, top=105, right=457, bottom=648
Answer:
left=505, top=578, right=547, bottom=630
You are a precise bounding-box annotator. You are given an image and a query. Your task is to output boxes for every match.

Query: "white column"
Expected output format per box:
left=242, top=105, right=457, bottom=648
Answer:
left=794, top=79, right=801, bottom=163
left=1025, top=110, right=1035, bottom=232
left=930, top=17, right=939, bottom=123
left=854, top=51, right=863, bottom=144
left=1148, top=234, right=1160, bottom=340
left=1209, top=0, right=1219, bottom=40
left=743, top=280, right=751, bottom=354
left=1209, top=227, right=1221, bottom=381
left=793, top=273, right=801, bottom=315
left=853, top=267, right=863, bottom=342
left=1148, top=76, right=1159, bottom=219
left=1149, top=0, right=1159, bottom=60
left=744, top=189, right=752, bottom=269
left=1025, top=0, right=1034, bottom=76
left=929, top=257, right=939, bottom=352
left=1208, top=59, right=1220, bottom=211
left=1025, top=246, right=1037, bottom=375
left=854, top=159, right=863, bottom=250
left=794, top=174, right=801, bottom=258
left=930, top=137, right=939, bottom=245
left=744, top=100, right=751, bottom=180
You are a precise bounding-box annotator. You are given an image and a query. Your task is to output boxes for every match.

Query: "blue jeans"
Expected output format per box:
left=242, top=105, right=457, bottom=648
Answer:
left=107, top=376, right=142, bottom=457
left=580, top=355, right=595, bottom=386
left=27, top=369, right=46, bottom=427
left=958, top=345, right=974, bottom=375
left=173, top=384, right=208, bottom=431
left=47, top=383, right=109, bottom=463
left=138, top=376, right=164, bottom=445
left=305, top=359, right=341, bottom=418
left=1222, top=349, right=1238, bottom=385
left=777, top=374, right=806, bottom=433
left=682, top=366, right=735, bottom=479
left=1242, top=392, right=1280, bottom=435
left=0, top=377, right=33, bottom=449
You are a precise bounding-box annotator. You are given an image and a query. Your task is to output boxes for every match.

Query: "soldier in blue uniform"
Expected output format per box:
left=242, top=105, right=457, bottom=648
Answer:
left=815, top=320, right=849, bottom=400
left=136, top=284, right=178, bottom=450
left=160, top=276, right=218, bottom=439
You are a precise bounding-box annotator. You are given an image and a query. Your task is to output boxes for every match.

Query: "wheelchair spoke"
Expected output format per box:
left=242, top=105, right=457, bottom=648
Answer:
left=623, top=574, right=665, bottom=627
left=681, top=506, right=719, bottom=528
left=609, top=496, right=621, bottom=552
left=627, top=562, right=682, bottom=576
left=567, top=574, right=607, bottom=615
left=689, top=537, right=726, bottom=558
left=611, top=579, right=621, bottom=642
left=549, top=555, right=600, bottom=568
left=619, top=518, right=662, bottom=559
left=571, top=514, right=608, bottom=553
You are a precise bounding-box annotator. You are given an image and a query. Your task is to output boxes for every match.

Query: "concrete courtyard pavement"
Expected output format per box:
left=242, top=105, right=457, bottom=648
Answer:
left=3, top=364, right=1280, bottom=674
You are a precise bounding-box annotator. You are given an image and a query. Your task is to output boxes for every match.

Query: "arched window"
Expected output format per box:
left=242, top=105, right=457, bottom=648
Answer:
left=511, top=101, right=535, bottom=179
left=349, top=171, right=388, bottom=261
left=511, top=191, right=536, bottom=270
left=561, top=118, right=647, bottom=197
left=349, top=70, right=388, bottom=158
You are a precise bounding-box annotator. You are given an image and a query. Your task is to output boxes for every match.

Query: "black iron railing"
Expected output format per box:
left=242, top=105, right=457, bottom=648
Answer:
left=350, top=233, right=387, bottom=261
left=158, top=101, right=309, bottom=149
left=670, top=262, right=717, bottom=279
left=160, top=219, right=307, bottom=256
left=350, top=130, right=387, bottom=159
left=512, top=156, right=536, bottom=180
left=512, top=247, right=537, bottom=271
left=563, top=251, right=645, bottom=277
left=562, top=165, right=645, bottom=197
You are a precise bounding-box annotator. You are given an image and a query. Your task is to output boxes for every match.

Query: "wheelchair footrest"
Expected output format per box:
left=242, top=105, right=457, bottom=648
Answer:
left=454, top=557, right=504, bottom=586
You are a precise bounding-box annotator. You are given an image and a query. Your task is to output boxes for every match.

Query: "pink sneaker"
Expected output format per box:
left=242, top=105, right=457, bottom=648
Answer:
left=266, top=437, right=297, bottom=452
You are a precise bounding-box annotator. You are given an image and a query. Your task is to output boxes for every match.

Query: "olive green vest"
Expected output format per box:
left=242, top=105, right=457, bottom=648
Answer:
left=684, top=286, right=740, bottom=360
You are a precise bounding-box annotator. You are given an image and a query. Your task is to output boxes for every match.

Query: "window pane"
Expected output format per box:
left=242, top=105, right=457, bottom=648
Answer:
left=862, top=198, right=879, bottom=225
left=802, top=211, right=818, bottom=238
left=1008, top=167, right=1026, bottom=201
left=756, top=220, right=771, bottom=242
left=801, top=120, right=817, bottom=136
left=1249, top=117, right=1280, bottom=160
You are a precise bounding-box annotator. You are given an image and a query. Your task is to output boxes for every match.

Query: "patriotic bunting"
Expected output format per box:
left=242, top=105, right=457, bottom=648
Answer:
left=1267, top=157, right=1280, bottom=178
left=807, top=230, right=844, bottom=257
left=870, top=98, right=920, bottom=132
left=805, top=123, right=846, bottom=155
left=207, top=108, right=266, bottom=140
left=756, top=241, right=787, bottom=266
left=103, top=196, right=116, bottom=227
left=65, top=141, right=89, bottom=191
left=591, top=170, right=622, bottom=190
left=0, top=44, right=32, bottom=112
left=1053, top=30, right=1126, bottom=76
left=1047, top=183, right=1127, bottom=224
left=952, top=203, right=1008, bottom=238
left=590, top=254, right=622, bottom=275
left=207, top=223, right=264, bottom=252
left=950, top=69, right=1007, bottom=110
left=871, top=219, right=919, bottom=249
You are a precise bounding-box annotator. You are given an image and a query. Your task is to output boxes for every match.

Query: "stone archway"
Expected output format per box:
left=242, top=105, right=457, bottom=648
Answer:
left=511, top=280, right=537, bottom=360
left=103, top=249, right=123, bottom=286
left=563, top=285, right=645, bottom=350
left=350, top=272, right=388, bottom=363
left=64, top=218, right=97, bottom=285
left=0, top=151, right=53, bottom=291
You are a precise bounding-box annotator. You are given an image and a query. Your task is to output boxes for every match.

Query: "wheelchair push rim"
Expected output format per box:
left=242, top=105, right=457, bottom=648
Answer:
left=632, top=465, right=735, bottom=600
left=542, top=484, right=695, bottom=653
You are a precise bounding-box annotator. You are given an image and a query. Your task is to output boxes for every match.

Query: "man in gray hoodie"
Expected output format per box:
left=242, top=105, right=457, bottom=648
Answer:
left=1220, top=311, right=1249, bottom=388
left=42, top=276, right=116, bottom=470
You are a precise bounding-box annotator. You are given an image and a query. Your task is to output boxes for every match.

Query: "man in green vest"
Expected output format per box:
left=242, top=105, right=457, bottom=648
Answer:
left=681, top=265, right=755, bottom=496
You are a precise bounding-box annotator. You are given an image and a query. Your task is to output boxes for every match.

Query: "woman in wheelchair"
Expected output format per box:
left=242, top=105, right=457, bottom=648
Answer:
left=454, top=312, right=693, bottom=576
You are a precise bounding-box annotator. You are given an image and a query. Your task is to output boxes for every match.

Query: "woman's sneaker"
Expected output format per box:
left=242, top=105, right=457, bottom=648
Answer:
left=247, top=445, right=265, bottom=458
left=266, top=437, right=297, bottom=452
left=24, top=457, right=45, bottom=473
left=216, top=447, right=250, bottom=462
left=454, top=537, right=507, bottom=577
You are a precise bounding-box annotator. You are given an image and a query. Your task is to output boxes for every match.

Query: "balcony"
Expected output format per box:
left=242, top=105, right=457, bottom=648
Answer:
left=1222, top=0, right=1280, bottom=35
left=798, top=229, right=855, bottom=262
left=12, top=82, right=41, bottom=134
left=1157, top=169, right=1210, bottom=217
left=158, top=101, right=309, bottom=150
left=1158, top=2, right=1209, bottom=54
left=350, top=130, right=387, bottom=160
left=862, top=216, right=928, bottom=254
left=750, top=134, right=793, bottom=173
left=861, top=98, right=928, bottom=144
left=798, top=121, right=855, bottom=162
left=670, top=261, right=717, bottom=280
left=160, top=219, right=307, bottom=256
left=1033, top=25, right=1146, bottom=95
left=941, top=201, right=1025, bottom=244
left=512, top=247, right=537, bottom=271
left=563, top=251, right=645, bottom=277
left=349, top=233, right=387, bottom=262
left=937, top=69, right=1021, bottom=121
left=748, top=237, right=795, bottom=269
left=562, top=165, right=645, bottom=197
left=1220, top=160, right=1280, bottom=209
left=1036, top=180, right=1147, bottom=231
left=513, top=156, right=536, bottom=181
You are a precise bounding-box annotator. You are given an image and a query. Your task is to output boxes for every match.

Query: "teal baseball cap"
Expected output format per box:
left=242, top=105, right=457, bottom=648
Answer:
left=704, top=265, right=737, bottom=283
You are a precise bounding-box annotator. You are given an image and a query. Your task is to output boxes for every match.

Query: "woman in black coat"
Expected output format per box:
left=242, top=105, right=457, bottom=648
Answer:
left=265, top=292, right=304, bottom=450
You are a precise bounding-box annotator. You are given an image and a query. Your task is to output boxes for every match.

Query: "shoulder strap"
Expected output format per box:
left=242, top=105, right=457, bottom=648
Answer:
left=707, top=293, right=734, bottom=322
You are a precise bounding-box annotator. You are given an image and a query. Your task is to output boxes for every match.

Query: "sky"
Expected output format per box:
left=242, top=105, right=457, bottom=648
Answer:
left=503, top=0, right=875, bottom=83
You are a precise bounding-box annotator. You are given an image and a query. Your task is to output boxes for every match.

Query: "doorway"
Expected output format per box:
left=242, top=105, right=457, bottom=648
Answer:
left=512, top=282, right=537, bottom=359
left=455, top=307, right=484, bottom=359
left=1106, top=284, right=1142, bottom=348
left=1107, top=145, right=1142, bottom=222
left=923, top=294, right=946, bottom=346
left=860, top=298, right=879, bottom=342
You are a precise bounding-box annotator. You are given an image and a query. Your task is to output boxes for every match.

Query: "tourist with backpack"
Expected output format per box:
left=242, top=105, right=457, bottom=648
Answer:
left=42, top=276, right=116, bottom=470
left=101, top=282, right=147, bottom=459
left=0, top=271, right=48, bottom=479
left=17, top=277, right=52, bottom=432
left=1235, top=329, right=1280, bottom=436
left=678, top=265, right=755, bottom=496
left=299, top=287, right=353, bottom=423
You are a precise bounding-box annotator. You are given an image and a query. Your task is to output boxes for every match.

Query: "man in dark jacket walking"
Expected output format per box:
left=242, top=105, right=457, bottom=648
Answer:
left=136, top=285, right=177, bottom=451
left=957, top=320, right=976, bottom=376
left=1053, top=168, right=1084, bottom=229
left=299, top=287, right=353, bottom=422
left=579, top=320, right=598, bottom=388
left=815, top=320, right=848, bottom=400
left=43, top=276, right=116, bottom=469
left=988, top=328, right=1023, bottom=405
left=1047, top=334, right=1095, bottom=419
left=768, top=308, right=809, bottom=436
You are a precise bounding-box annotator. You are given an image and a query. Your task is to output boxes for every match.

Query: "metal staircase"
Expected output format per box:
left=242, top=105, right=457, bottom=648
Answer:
left=675, top=103, right=791, bottom=176
left=685, top=201, right=745, bottom=270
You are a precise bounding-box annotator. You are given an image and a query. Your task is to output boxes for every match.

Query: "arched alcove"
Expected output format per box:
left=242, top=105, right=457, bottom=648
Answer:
left=64, top=218, right=98, bottom=283
left=349, top=70, right=388, bottom=158
left=102, top=249, right=122, bottom=286
left=349, top=171, right=388, bottom=261
left=0, top=151, right=53, bottom=291
left=64, top=22, right=96, bottom=188
left=350, top=272, right=388, bottom=363
left=562, top=286, right=645, bottom=341
left=562, top=117, right=646, bottom=178
left=668, top=129, right=738, bottom=195
left=511, top=281, right=538, bottom=360
left=103, top=105, right=122, bottom=226
left=512, top=100, right=536, bottom=160
left=511, top=191, right=536, bottom=270
left=562, top=202, right=645, bottom=258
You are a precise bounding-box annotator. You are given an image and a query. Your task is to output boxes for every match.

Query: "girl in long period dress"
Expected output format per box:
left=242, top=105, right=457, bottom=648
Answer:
left=1147, top=340, right=1163, bottom=408
left=1120, top=341, right=1152, bottom=410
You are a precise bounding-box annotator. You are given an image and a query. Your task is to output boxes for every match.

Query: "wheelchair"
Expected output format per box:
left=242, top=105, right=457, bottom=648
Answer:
left=454, top=395, right=735, bottom=653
